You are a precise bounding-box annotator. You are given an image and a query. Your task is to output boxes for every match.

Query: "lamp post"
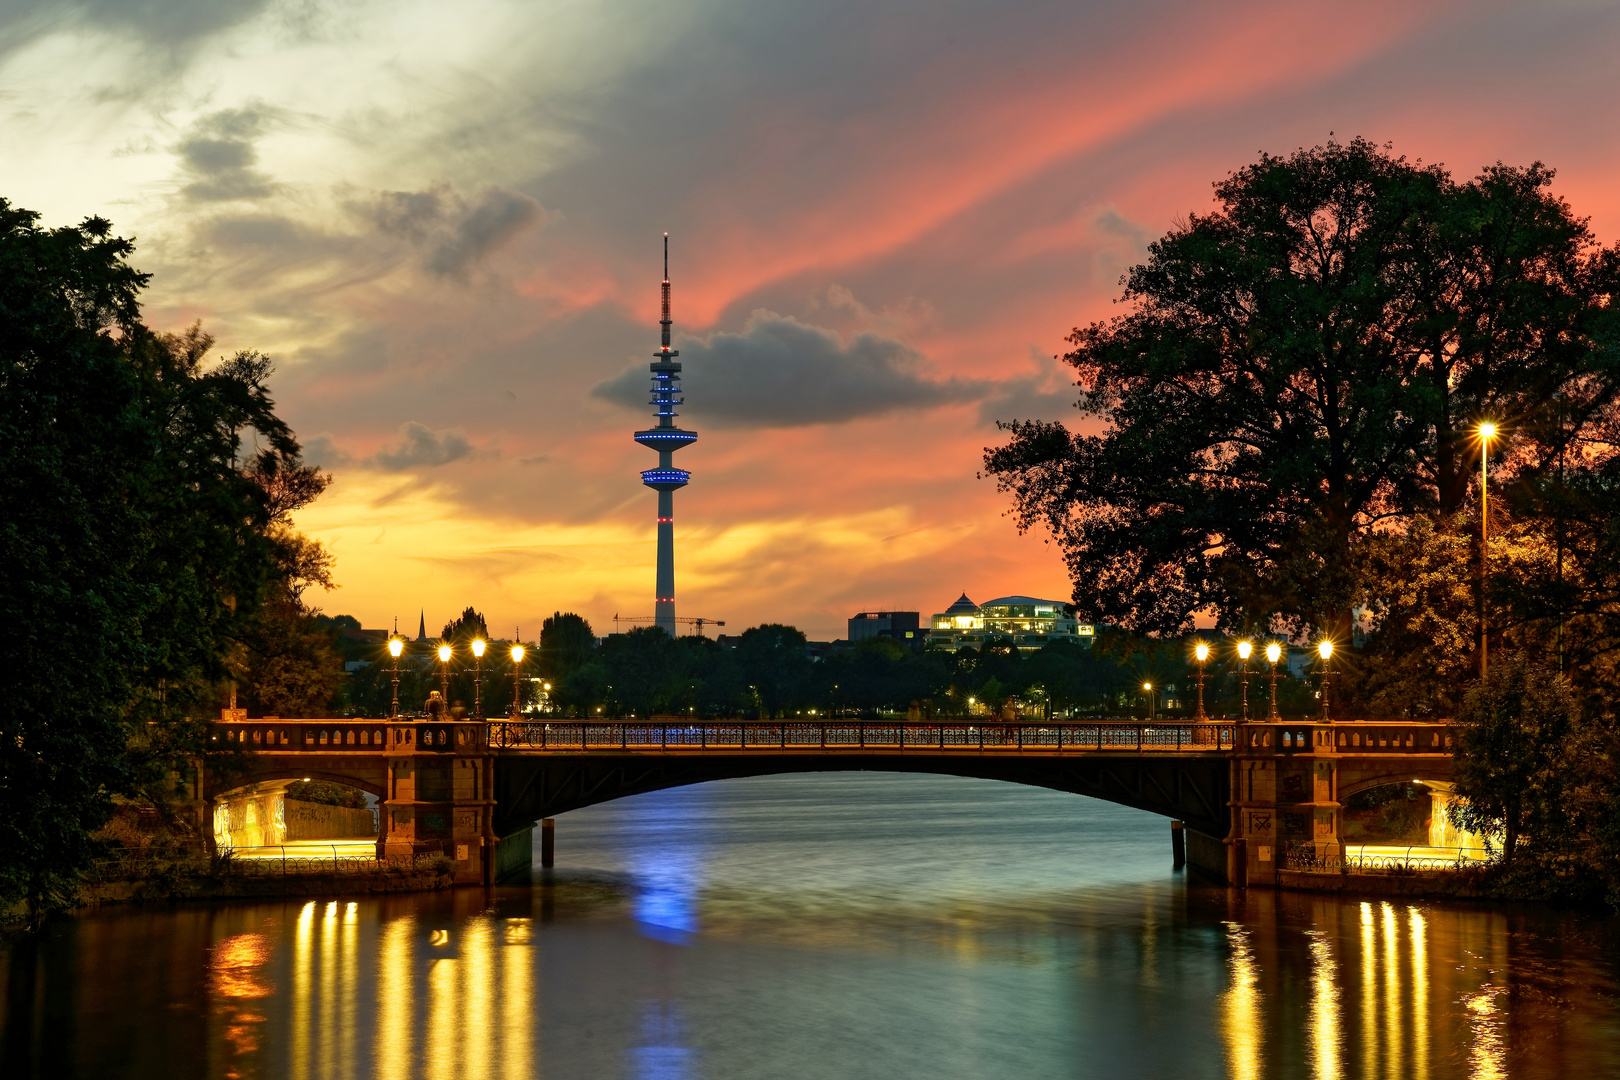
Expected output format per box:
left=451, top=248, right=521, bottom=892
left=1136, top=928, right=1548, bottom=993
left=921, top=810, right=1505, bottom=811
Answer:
left=1142, top=681, right=1154, bottom=722
left=437, top=643, right=452, bottom=702
left=509, top=643, right=526, bottom=719
left=1478, top=421, right=1497, bottom=679
left=1236, top=640, right=1252, bottom=720
left=1265, top=641, right=1282, bottom=720
left=387, top=637, right=405, bottom=718
left=1318, top=640, right=1334, bottom=721
left=1193, top=642, right=1209, bottom=720
left=470, top=639, right=487, bottom=719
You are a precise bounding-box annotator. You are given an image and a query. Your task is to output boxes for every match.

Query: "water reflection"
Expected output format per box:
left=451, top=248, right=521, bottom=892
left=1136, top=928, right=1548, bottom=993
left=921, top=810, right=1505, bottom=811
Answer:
left=1220, top=922, right=1262, bottom=1080
left=3, top=775, right=1618, bottom=1079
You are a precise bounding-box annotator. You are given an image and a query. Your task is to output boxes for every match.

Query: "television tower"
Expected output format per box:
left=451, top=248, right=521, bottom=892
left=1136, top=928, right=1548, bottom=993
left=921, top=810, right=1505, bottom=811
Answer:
left=633, top=234, right=697, bottom=637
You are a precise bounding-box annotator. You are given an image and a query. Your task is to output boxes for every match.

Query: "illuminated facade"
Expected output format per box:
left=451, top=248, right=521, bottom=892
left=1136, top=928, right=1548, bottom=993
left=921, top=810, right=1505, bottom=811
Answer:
left=926, top=593, right=1095, bottom=652
left=633, top=235, right=697, bottom=637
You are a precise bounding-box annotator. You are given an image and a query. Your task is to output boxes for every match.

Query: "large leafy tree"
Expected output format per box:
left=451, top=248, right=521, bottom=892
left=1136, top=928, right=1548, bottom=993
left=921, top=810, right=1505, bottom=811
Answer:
left=0, top=199, right=308, bottom=923
left=984, top=139, right=1619, bottom=640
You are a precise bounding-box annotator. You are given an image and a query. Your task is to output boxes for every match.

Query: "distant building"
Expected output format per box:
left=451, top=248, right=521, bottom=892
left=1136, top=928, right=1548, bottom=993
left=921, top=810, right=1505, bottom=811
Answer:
left=847, top=610, right=923, bottom=648
left=925, top=593, right=1094, bottom=653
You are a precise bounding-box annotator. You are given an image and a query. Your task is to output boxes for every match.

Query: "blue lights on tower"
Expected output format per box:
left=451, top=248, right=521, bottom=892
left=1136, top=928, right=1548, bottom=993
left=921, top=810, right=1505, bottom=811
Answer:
left=634, top=234, right=696, bottom=635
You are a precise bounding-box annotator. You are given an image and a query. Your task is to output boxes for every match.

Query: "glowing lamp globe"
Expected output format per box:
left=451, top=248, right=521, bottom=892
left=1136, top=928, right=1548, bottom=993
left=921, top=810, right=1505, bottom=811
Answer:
left=388, top=638, right=404, bottom=658
left=437, top=644, right=452, bottom=663
left=1237, top=640, right=1252, bottom=660
left=1479, top=421, right=1498, bottom=440
left=472, top=639, right=486, bottom=658
left=1265, top=642, right=1282, bottom=664
left=1195, top=642, right=1209, bottom=662
left=510, top=644, right=525, bottom=663
left=1318, top=640, right=1333, bottom=660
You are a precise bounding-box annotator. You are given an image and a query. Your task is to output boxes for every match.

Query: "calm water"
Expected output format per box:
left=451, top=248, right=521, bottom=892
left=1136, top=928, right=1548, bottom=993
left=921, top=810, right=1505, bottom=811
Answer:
left=4, top=773, right=1619, bottom=1079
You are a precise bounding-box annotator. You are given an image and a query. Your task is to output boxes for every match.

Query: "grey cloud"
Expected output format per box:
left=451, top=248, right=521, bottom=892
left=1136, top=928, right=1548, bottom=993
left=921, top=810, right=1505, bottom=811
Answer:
left=177, top=107, right=277, bottom=202
left=301, top=433, right=352, bottom=469
left=367, top=185, right=545, bottom=277
left=977, top=351, right=1078, bottom=426
left=369, top=423, right=476, bottom=471
left=2, top=0, right=272, bottom=57
left=592, top=311, right=986, bottom=429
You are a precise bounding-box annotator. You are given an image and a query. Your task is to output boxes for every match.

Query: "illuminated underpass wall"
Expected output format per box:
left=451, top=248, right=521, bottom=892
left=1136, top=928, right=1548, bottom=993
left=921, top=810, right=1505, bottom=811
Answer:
left=213, top=783, right=288, bottom=851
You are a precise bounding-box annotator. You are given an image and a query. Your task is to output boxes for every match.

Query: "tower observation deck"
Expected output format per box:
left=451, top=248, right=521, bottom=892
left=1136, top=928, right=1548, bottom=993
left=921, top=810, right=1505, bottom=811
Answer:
left=633, top=234, right=697, bottom=637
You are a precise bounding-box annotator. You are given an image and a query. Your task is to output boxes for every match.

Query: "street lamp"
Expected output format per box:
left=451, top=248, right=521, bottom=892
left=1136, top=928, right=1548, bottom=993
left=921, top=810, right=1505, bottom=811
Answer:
left=1193, top=641, right=1209, bottom=720
left=387, top=637, right=405, bottom=719
left=471, top=638, right=487, bottom=719
left=1265, top=641, right=1282, bottom=720
left=508, top=643, right=525, bottom=719
left=1142, top=681, right=1154, bottom=722
left=437, top=643, right=452, bottom=701
left=1478, top=421, right=1497, bottom=679
left=1236, top=640, right=1253, bottom=720
left=1318, top=639, right=1334, bottom=721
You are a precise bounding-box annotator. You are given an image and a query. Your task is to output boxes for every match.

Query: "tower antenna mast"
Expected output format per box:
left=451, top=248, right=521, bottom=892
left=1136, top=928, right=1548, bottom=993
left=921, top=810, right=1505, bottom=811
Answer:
left=633, top=233, right=698, bottom=637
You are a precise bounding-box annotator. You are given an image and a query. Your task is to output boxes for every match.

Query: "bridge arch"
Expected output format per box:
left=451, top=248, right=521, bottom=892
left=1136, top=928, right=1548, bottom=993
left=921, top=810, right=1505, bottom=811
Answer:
left=491, top=752, right=1234, bottom=839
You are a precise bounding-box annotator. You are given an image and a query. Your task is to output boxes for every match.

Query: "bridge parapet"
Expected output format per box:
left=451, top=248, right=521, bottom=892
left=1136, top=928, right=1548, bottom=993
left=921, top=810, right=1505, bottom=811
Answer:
left=210, top=718, right=486, bottom=753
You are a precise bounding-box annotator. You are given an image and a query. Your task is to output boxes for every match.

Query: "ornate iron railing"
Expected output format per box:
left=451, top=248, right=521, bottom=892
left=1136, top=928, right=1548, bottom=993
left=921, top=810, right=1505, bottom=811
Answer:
left=485, top=720, right=1237, bottom=752
left=218, top=851, right=448, bottom=876
left=1283, top=848, right=1484, bottom=874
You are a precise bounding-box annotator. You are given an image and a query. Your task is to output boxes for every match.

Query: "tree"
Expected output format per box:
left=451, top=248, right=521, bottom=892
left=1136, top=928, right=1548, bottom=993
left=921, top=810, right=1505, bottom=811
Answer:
left=539, top=612, right=596, bottom=680
left=0, top=199, right=307, bottom=924
left=736, top=624, right=811, bottom=718
left=441, top=605, right=490, bottom=644
left=1450, top=655, right=1577, bottom=863
left=601, top=627, right=679, bottom=717
left=984, top=139, right=1620, bottom=641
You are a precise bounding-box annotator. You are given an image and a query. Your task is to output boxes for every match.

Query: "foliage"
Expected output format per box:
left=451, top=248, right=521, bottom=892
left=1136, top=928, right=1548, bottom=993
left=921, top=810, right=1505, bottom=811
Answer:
left=1450, top=655, right=1577, bottom=863
left=285, top=779, right=368, bottom=808
left=441, top=605, right=490, bottom=644
left=0, top=200, right=312, bottom=925
left=984, top=138, right=1620, bottom=642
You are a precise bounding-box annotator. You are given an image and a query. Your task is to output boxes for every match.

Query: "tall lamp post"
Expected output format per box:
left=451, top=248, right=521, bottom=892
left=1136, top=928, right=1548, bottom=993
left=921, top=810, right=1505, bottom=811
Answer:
left=1142, top=681, right=1155, bottom=722
left=471, top=639, right=487, bottom=719
left=1478, top=421, right=1497, bottom=679
left=508, top=643, right=526, bottom=719
left=1318, top=640, right=1334, bottom=721
left=387, top=637, right=405, bottom=718
left=437, top=643, right=452, bottom=702
left=1193, top=642, right=1209, bottom=720
left=1265, top=641, right=1282, bottom=720
left=1236, top=640, right=1252, bottom=720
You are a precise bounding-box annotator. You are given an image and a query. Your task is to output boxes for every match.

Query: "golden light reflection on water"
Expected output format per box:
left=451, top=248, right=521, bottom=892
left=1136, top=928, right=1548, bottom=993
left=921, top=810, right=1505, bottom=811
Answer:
left=1465, top=988, right=1506, bottom=1080
left=1220, top=922, right=1262, bottom=1080
left=463, top=919, right=494, bottom=1080
left=341, top=902, right=358, bottom=1080
left=376, top=917, right=414, bottom=1080
left=503, top=919, right=534, bottom=1080
left=320, top=901, right=339, bottom=1080
left=426, top=938, right=458, bottom=1080
left=292, top=902, right=314, bottom=1080
left=1360, top=902, right=1379, bottom=1079
left=212, top=931, right=274, bottom=1079
left=1381, top=902, right=1403, bottom=1080
left=1306, top=931, right=1341, bottom=1080
left=1409, top=908, right=1429, bottom=1080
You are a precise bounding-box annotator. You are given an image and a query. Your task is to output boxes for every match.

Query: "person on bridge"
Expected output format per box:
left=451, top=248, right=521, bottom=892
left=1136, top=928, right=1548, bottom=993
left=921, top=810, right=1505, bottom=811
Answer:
left=424, top=690, right=447, bottom=719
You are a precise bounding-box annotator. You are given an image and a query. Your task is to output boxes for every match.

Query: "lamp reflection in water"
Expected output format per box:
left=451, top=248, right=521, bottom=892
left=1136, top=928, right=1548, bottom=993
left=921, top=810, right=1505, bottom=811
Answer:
left=376, top=917, right=414, bottom=1080
left=1360, top=903, right=1378, bottom=1078
left=320, top=901, right=339, bottom=1080
left=1465, top=987, right=1506, bottom=1080
left=1409, top=907, right=1429, bottom=1080
left=1219, top=923, right=1262, bottom=1080
left=503, top=920, right=534, bottom=1080
left=1306, top=930, right=1341, bottom=1080
left=293, top=901, right=314, bottom=1080
left=1382, top=902, right=1402, bottom=1079
left=425, top=928, right=458, bottom=1080
left=341, top=902, right=359, bottom=1080
left=631, top=1001, right=693, bottom=1080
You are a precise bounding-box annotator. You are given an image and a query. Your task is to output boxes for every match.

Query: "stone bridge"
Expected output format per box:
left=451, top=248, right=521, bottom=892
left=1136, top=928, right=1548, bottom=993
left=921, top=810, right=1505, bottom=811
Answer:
left=202, top=717, right=1455, bottom=886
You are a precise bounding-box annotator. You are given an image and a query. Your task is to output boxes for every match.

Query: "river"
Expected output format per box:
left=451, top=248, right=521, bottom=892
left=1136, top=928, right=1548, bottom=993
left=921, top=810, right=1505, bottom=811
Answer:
left=3, top=772, right=1618, bottom=1078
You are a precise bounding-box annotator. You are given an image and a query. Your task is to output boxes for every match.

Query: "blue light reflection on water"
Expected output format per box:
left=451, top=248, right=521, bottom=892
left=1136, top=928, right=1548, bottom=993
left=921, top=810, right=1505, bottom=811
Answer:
left=619, top=789, right=706, bottom=942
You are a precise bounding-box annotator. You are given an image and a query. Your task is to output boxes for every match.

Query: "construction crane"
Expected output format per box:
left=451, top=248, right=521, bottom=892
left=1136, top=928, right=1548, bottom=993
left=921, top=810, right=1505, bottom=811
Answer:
left=612, top=613, right=726, bottom=637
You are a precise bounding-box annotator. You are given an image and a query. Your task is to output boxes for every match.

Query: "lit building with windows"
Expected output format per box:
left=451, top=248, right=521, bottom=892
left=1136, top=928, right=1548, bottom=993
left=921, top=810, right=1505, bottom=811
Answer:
left=926, top=593, right=1095, bottom=652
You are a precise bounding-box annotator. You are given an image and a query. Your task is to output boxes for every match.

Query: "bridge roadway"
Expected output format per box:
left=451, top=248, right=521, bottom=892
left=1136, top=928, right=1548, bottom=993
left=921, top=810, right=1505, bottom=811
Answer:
left=202, top=717, right=1456, bottom=887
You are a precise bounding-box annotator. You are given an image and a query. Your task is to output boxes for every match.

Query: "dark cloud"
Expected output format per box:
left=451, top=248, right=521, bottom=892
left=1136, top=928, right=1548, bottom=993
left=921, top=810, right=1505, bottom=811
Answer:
left=366, top=185, right=545, bottom=277
left=369, top=422, right=476, bottom=471
left=592, top=311, right=986, bottom=429
left=977, top=352, right=1079, bottom=427
left=177, top=107, right=277, bottom=202
left=300, top=433, right=351, bottom=469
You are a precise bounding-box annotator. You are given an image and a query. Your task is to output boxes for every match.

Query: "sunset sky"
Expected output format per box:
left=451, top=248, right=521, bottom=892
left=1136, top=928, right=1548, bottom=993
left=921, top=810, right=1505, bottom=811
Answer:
left=5, top=0, right=1619, bottom=640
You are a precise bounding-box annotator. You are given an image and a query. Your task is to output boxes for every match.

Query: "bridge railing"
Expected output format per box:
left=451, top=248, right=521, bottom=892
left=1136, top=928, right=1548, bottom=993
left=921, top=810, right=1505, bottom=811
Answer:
left=485, top=720, right=1236, bottom=752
